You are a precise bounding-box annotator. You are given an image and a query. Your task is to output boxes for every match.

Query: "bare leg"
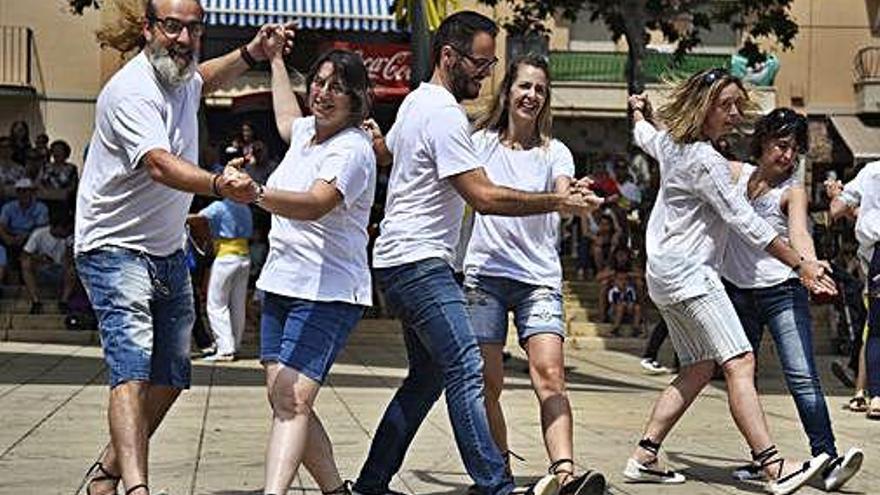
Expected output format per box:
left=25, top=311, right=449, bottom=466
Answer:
left=526, top=335, right=574, bottom=482
left=722, top=353, right=802, bottom=480
left=632, top=360, right=715, bottom=465
left=611, top=303, right=626, bottom=330
left=89, top=385, right=181, bottom=495
left=479, top=344, right=508, bottom=455
left=20, top=253, right=40, bottom=303
left=264, top=363, right=339, bottom=494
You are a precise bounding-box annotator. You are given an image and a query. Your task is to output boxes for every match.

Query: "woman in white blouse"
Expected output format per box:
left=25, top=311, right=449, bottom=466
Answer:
left=625, top=70, right=834, bottom=495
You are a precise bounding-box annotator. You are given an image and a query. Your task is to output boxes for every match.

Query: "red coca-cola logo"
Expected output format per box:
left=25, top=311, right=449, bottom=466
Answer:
left=329, top=42, right=411, bottom=100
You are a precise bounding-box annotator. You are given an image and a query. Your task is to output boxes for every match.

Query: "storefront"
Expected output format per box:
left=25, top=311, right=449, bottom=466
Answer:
left=200, top=0, right=411, bottom=161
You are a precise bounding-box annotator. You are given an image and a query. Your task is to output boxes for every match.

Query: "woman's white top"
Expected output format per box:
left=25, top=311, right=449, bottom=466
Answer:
left=462, top=130, right=574, bottom=288
left=721, top=163, right=799, bottom=289
left=256, top=117, right=376, bottom=306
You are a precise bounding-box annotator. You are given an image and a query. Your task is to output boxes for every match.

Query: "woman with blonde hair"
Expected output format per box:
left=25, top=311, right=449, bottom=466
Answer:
left=623, top=69, right=836, bottom=495
left=462, top=54, right=605, bottom=495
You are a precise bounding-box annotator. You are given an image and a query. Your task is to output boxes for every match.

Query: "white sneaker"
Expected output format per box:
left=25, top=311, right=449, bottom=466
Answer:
left=822, top=447, right=863, bottom=491
left=622, top=457, right=686, bottom=484
left=731, top=462, right=764, bottom=481
left=640, top=358, right=669, bottom=375
left=767, top=452, right=831, bottom=495
left=524, top=474, right=559, bottom=495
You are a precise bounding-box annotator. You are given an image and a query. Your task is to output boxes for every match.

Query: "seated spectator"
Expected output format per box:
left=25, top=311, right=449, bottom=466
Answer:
left=606, top=271, right=642, bottom=336
left=597, top=246, right=645, bottom=329
left=9, top=120, right=31, bottom=166
left=24, top=147, right=48, bottom=181
left=34, top=133, right=49, bottom=156
left=0, top=136, right=26, bottom=195
left=231, top=121, right=257, bottom=157
left=21, top=210, right=75, bottom=314
left=614, top=160, right=642, bottom=210
left=589, top=212, right=623, bottom=274
left=37, top=140, right=79, bottom=196
left=244, top=139, right=277, bottom=185
left=0, top=178, right=48, bottom=282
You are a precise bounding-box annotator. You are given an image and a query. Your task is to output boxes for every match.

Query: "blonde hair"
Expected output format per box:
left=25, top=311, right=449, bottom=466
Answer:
left=475, top=54, right=553, bottom=147
left=657, top=68, right=759, bottom=144
left=95, top=0, right=150, bottom=54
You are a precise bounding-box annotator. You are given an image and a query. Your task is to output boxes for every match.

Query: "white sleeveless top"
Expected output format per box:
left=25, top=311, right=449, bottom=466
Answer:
left=721, top=163, right=799, bottom=289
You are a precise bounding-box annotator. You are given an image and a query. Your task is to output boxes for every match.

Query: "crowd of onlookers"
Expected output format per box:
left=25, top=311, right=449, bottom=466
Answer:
left=0, top=120, right=83, bottom=324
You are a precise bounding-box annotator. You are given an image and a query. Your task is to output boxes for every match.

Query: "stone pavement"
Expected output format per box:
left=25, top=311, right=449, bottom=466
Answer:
left=0, top=330, right=877, bottom=495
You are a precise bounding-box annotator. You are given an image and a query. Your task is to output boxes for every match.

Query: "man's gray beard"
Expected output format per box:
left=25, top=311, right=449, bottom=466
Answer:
left=146, top=45, right=198, bottom=87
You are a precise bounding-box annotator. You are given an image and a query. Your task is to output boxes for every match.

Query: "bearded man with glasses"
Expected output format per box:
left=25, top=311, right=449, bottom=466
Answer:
left=75, top=2, right=293, bottom=495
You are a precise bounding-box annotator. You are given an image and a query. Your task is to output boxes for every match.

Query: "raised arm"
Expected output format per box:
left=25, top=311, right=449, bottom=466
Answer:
left=362, top=119, right=393, bottom=167
left=266, top=26, right=301, bottom=144
left=199, top=22, right=295, bottom=95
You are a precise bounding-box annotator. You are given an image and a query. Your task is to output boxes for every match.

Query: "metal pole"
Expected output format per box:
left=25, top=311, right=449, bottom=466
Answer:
left=410, top=0, right=432, bottom=89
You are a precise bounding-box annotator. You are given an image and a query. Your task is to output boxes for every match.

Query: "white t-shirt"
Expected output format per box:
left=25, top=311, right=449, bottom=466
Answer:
left=75, top=52, right=201, bottom=256
left=840, top=160, right=880, bottom=267
left=463, top=130, right=574, bottom=288
left=256, top=117, right=376, bottom=306
left=372, top=83, right=483, bottom=268
left=24, top=226, right=71, bottom=265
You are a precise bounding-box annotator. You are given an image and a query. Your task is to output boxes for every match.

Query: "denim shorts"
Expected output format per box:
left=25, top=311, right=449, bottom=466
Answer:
left=76, top=246, right=195, bottom=389
left=260, top=292, right=364, bottom=384
left=464, top=274, right=565, bottom=345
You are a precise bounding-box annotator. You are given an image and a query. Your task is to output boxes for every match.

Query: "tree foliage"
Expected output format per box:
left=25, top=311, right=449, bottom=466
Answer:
left=68, top=0, right=102, bottom=15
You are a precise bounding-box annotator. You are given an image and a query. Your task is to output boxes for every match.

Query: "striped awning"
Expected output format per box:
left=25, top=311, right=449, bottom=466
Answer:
left=203, top=0, right=401, bottom=33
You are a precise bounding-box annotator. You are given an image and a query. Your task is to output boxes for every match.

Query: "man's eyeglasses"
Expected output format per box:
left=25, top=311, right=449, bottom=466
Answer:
left=701, top=67, right=729, bottom=87
left=450, top=46, right=498, bottom=73
left=148, top=15, right=206, bottom=38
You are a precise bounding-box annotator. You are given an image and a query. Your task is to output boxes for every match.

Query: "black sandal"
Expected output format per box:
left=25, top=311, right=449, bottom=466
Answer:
left=550, top=458, right=606, bottom=495
left=124, top=484, right=148, bottom=495
left=85, top=462, right=121, bottom=495
left=322, top=480, right=353, bottom=495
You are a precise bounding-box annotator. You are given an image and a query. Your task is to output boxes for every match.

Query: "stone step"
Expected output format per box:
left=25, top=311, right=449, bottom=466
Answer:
left=0, top=298, right=66, bottom=314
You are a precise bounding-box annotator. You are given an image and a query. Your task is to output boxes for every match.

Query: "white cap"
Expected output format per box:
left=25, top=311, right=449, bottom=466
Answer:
left=14, top=178, right=35, bottom=189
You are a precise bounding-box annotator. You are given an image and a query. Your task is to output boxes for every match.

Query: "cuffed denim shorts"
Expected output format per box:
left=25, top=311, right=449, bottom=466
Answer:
left=76, top=246, right=195, bottom=389
left=464, top=274, right=565, bottom=346
left=259, top=292, right=363, bottom=384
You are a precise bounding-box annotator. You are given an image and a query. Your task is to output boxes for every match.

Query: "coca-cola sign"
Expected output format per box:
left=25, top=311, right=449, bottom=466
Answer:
left=327, top=41, right=411, bottom=101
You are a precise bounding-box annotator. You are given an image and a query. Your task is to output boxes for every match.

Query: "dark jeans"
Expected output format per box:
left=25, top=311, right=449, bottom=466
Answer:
left=866, top=245, right=880, bottom=397
left=726, top=279, right=837, bottom=457
left=353, top=258, right=514, bottom=495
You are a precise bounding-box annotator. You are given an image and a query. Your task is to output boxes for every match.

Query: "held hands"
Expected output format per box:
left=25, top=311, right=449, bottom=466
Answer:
left=559, top=176, right=604, bottom=216
left=823, top=179, right=843, bottom=200
left=799, top=259, right=838, bottom=296
left=217, top=157, right=257, bottom=203
left=628, top=93, right=653, bottom=122
left=249, top=21, right=296, bottom=62
left=362, top=118, right=384, bottom=141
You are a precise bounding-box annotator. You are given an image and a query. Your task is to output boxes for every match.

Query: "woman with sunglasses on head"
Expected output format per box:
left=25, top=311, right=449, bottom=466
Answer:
left=460, top=54, right=606, bottom=495
left=720, top=108, right=864, bottom=491
left=253, top=29, right=376, bottom=495
left=624, top=69, right=836, bottom=494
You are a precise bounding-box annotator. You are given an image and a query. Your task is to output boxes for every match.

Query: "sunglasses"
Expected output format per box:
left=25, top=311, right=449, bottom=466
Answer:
left=700, top=67, right=729, bottom=87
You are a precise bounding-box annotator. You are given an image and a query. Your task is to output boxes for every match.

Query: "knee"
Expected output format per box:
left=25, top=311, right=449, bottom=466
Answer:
left=681, top=361, right=716, bottom=385
left=531, top=363, right=566, bottom=399
left=271, top=387, right=313, bottom=421
left=722, top=352, right=755, bottom=379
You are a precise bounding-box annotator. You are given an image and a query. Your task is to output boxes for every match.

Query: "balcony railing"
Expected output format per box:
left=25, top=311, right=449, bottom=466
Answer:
left=549, top=50, right=730, bottom=83
left=0, top=26, right=35, bottom=89
left=855, top=46, right=880, bottom=82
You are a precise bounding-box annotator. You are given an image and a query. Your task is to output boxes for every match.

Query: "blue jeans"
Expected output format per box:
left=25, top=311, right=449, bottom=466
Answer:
left=866, top=244, right=880, bottom=397
left=354, top=258, right=514, bottom=495
left=76, top=247, right=195, bottom=389
left=725, top=279, right=837, bottom=457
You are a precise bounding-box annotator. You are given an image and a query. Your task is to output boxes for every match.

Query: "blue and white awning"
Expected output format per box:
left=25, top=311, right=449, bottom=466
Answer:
left=204, top=0, right=401, bottom=33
